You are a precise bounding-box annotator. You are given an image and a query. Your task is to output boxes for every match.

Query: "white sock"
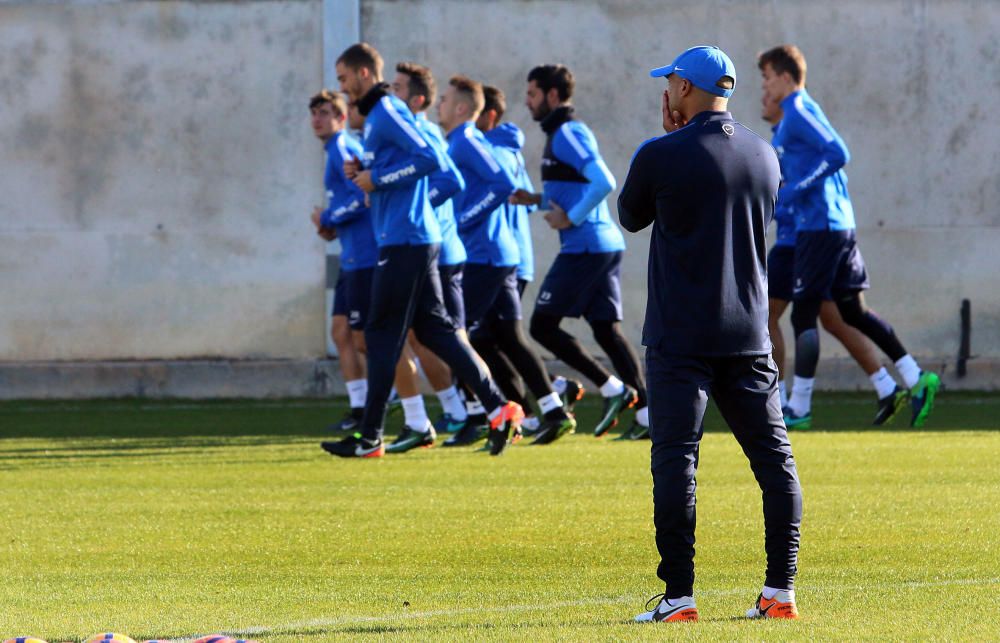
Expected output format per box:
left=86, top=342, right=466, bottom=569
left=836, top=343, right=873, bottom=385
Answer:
left=895, top=354, right=921, bottom=389
left=435, top=385, right=467, bottom=421
left=551, top=376, right=567, bottom=395
left=522, top=415, right=540, bottom=431
left=778, top=380, right=788, bottom=409
left=788, top=376, right=814, bottom=416
left=636, top=406, right=649, bottom=427
left=665, top=595, right=694, bottom=606
left=401, top=395, right=429, bottom=432
left=869, top=367, right=898, bottom=399
left=599, top=375, right=625, bottom=398
left=467, top=399, right=485, bottom=416
left=762, top=585, right=792, bottom=600
left=345, top=378, right=367, bottom=409
left=538, top=392, right=563, bottom=414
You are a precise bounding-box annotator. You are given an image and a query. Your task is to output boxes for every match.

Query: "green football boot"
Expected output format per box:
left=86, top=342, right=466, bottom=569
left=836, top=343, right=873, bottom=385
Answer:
left=909, top=371, right=941, bottom=427
left=531, top=413, right=577, bottom=445
left=782, top=407, right=812, bottom=430
left=385, top=424, right=436, bottom=453
left=615, top=420, right=650, bottom=441
left=593, top=386, right=639, bottom=437
left=873, top=386, right=909, bottom=426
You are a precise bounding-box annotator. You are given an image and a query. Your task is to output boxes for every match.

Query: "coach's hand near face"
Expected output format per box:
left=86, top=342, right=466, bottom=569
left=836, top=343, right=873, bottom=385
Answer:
left=621, top=45, right=802, bottom=624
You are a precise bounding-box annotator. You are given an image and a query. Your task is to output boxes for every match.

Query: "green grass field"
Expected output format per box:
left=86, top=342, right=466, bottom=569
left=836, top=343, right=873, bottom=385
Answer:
left=2, top=394, right=999, bottom=641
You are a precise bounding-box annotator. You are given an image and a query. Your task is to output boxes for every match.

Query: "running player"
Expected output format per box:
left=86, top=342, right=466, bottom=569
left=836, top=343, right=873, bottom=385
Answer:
left=758, top=45, right=939, bottom=429
left=514, top=64, right=649, bottom=438
left=389, top=61, right=479, bottom=439
left=321, top=43, right=522, bottom=458
left=760, top=92, right=891, bottom=418
left=438, top=76, right=576, bottom=445
left=475, top=85, right=541, bottom=436
left=308, top=90, right=375, bottom=432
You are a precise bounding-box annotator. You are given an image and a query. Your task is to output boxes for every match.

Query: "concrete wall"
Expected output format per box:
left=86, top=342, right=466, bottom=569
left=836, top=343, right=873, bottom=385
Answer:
left=0, top=0, right=326, bottom=361
left=1, top=0, right=997, bottom=396
left=363, top=0, right=1000, bottom=376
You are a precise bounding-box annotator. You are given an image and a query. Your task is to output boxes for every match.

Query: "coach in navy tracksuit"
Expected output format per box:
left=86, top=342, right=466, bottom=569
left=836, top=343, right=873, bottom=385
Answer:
left=322, top=44, right=522, bottom=458
left=619, top=46, right=803, bottom=622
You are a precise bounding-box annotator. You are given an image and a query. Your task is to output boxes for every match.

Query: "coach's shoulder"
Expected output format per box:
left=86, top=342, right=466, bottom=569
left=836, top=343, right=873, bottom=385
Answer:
left=736, top=123, right=779, bottom=152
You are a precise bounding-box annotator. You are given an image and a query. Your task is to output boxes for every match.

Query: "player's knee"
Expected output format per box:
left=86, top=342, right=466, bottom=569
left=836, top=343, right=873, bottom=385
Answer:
left=835, top=294, right=865, bottom=327
left=790, top=300, right=820, bottom=336
left=588, top=319, right=619, bottom=347
left=529, top=312, right=556, bottom=344
left=352, top=330, right=367, bottom=354
left=495, top=319, right=523, bottom=347
left=331, top=316, right=351, bottom=346
left=819, top=304, right=849, bottom=337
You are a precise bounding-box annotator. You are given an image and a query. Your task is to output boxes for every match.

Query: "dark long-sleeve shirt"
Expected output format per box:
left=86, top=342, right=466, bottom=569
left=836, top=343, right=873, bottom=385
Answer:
left=618, top=110, right=780, bottom=356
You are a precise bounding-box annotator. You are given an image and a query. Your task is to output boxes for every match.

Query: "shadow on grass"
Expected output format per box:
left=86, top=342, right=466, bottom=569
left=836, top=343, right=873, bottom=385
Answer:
left=1, top=393, right=997, bottom=447
left=0, top=398, right=359, bottom=441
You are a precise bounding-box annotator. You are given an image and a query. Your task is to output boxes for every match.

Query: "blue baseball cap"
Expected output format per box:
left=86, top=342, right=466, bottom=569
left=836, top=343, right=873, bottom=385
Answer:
left=649, top=45, right=736, bottom=98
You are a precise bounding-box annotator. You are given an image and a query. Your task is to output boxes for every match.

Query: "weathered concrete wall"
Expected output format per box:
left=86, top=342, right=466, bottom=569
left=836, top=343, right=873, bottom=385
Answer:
left=0, top=0, right=326, bottom=361
left=363, top=0, right=1000, bottom=378
left=1, top=0, right=998, bottom=397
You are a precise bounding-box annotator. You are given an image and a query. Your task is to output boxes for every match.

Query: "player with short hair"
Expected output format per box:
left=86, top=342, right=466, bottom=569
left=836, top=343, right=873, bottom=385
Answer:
left=390, top=61, right=479, bottom=439
left=308, top=90, right=376, bottom=432
left=758, top=44, right=939, bottom=429
left=438, top=75, right=575, bottom=446
left=620, top=45, right=802, bottom=622
left=321, top=43, right=523, bottom=458
left=760, top=93, right=888, bottom=415
left=515, top=63, right=649, bottom=439
left=474, top=85, right=541, bottom=435
left=312, top=93, right=439, bottom=443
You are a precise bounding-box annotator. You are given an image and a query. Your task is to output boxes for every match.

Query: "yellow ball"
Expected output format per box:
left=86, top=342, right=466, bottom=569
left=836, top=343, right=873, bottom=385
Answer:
left=83, top=634, right=137, bottom=643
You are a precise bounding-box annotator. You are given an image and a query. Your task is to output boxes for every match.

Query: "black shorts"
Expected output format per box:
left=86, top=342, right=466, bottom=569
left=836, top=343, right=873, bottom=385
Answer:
left=534, top=251, right=623, bottom=321
left=767, top=245, right=795, bottom=302
left=463, top=264, right=521, bottom=335
left=331, top=267, right=374, bottom=330
left=793, top=230, right=869, bottom=301
left=516, top=277, right=529, bottom=299
left=439, top=262, right=466, bottom=329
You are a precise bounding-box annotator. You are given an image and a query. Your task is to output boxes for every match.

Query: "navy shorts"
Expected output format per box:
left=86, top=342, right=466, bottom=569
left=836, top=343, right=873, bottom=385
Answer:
left=463, top=264, right=521, bottom=334
left=793, top=229, right=869, bottom=301
left=331, top=267, right=374, bottom=330
left=534, top=251, right=623, bottom=321
left=439, top=262, right=466, bottom=329
left=767, top=244, right=796, bottom=302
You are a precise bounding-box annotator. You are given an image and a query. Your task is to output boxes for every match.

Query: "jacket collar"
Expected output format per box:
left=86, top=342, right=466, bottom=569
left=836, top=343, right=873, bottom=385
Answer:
left=540, top=105, right=575, bottom=135
left=687, top=110, right=733, bottom=125
left=357, top=83, right=390, bottom=116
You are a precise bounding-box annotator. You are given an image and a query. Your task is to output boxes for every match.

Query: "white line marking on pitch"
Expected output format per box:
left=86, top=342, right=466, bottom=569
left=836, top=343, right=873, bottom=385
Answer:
left=168, top=576, right=1000, bottom=640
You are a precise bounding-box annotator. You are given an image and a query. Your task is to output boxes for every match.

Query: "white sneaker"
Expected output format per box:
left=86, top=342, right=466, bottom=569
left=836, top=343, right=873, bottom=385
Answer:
left=634, top=594, right=698, bottom=623
left=745, top=589, right=798, bottom=619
